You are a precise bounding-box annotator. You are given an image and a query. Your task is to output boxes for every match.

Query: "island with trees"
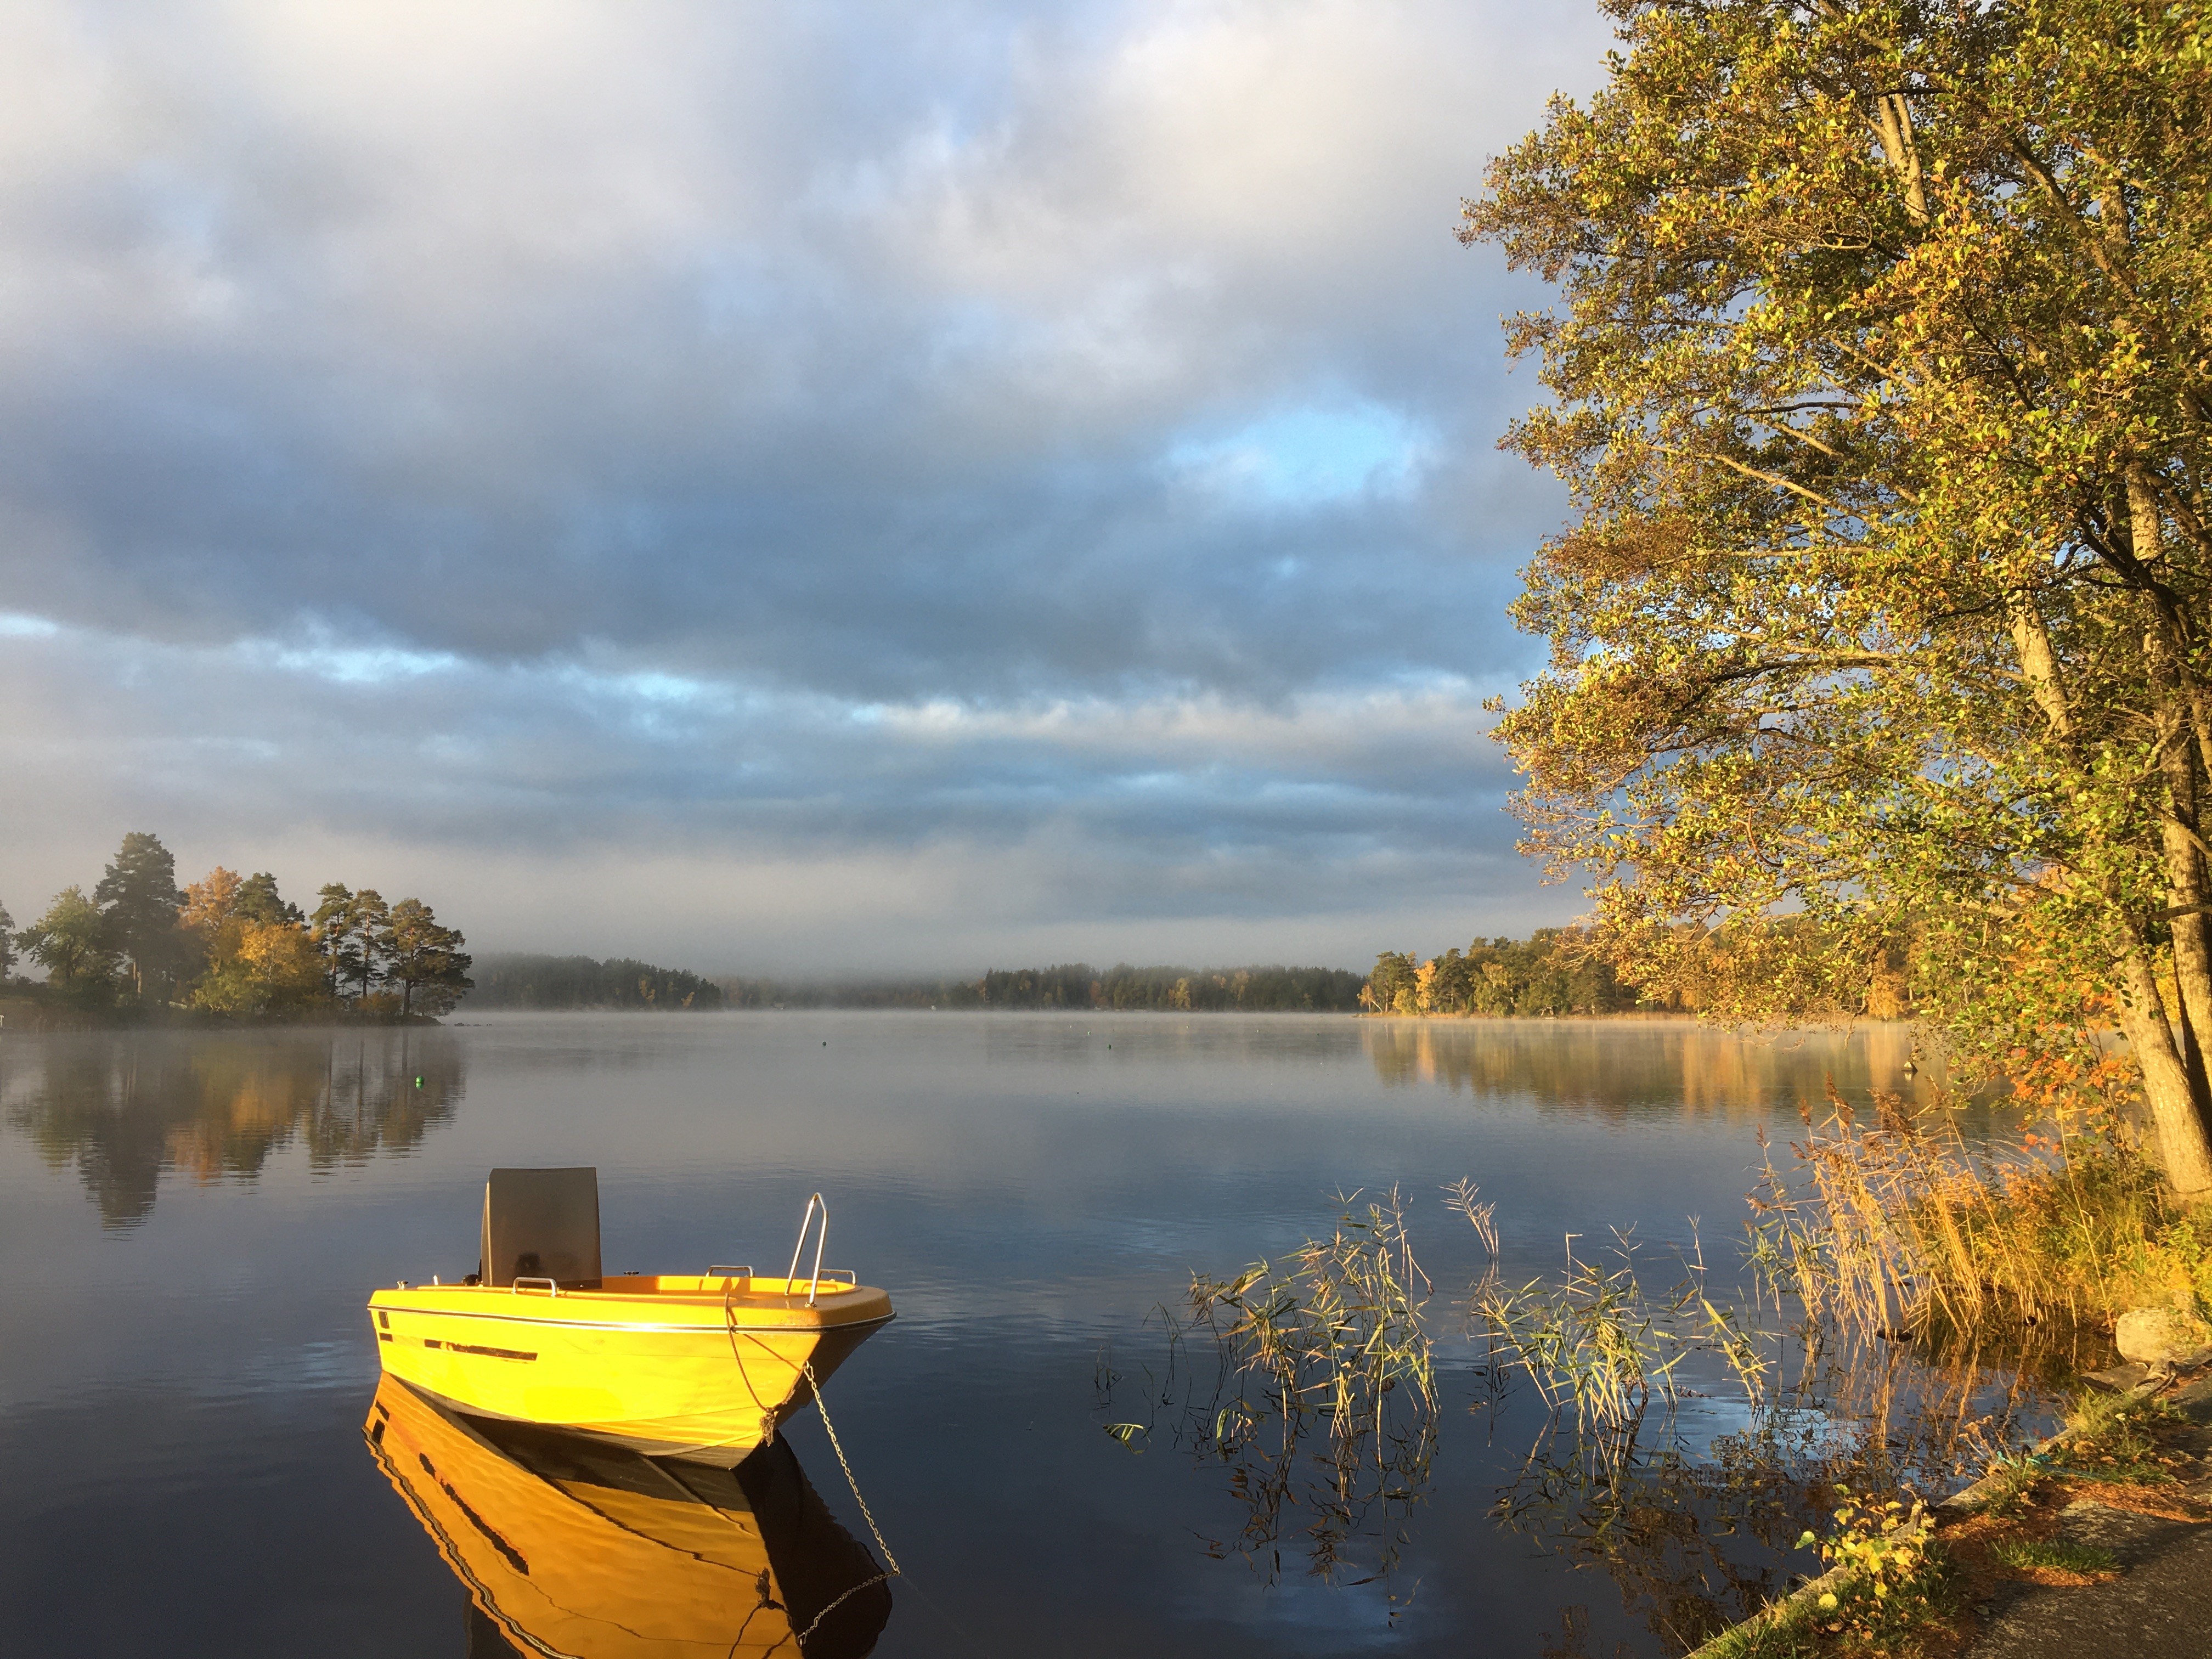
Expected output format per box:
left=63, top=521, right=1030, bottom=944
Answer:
left=2, top=831, right=472, bottom=1023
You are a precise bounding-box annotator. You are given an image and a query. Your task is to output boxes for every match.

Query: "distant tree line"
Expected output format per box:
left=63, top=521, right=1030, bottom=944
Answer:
left=720, top=963, right=1367, bottom=1012
left=466, top=954, right=726, bottom=1011
left=1363, top=923, right=1913, bottom=1021
left=1364, top=931, right=1630, bottom=1018
left=961, top=963, right=1365, bottom=1012
left=4, top=831, right=471, bottom=1019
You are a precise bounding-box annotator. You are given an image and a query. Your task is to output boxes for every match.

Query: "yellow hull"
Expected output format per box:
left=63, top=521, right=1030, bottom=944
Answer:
left=368, top=1274, right=893, bottom=1463
left=364, top=1373, right=892, bottom=1657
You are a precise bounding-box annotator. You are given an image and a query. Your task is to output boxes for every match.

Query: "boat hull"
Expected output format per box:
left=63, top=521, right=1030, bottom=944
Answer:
left=368, top=1274, right=893, bottom=1464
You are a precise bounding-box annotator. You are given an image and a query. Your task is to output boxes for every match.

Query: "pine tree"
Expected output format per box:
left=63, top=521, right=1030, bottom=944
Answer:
left=93, top=831, right=185, bottom=1001
left=379, top=899, right=473, bottom=1018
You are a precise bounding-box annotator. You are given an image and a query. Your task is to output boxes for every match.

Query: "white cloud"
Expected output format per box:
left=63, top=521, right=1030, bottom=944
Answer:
left=0, top=0, right=1613, bottom=967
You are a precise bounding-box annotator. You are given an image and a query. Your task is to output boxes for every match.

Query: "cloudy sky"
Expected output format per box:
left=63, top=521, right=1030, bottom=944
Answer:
left=0, top=0, right=1612, bottom=975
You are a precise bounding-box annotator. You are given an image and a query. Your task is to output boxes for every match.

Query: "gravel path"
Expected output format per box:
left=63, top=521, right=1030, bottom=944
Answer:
left=1965, top=1379, right=2212, bottom=1659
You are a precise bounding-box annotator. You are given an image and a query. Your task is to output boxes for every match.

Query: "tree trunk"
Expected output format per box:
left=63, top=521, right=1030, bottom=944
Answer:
left=2130, top=469, right=2212, bottom=1104
left=2154, top=715, right=2212, bottom=1099
left=2009, top=600, right=2074, bottom=739
left=2006, top=591, right=2212, bottom=1189
left=2117, top=944, right=2212, bottom=1198
left=1874, top=92, right=1928, bottom=224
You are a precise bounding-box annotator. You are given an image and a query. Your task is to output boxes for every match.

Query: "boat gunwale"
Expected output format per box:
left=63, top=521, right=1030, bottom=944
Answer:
left=368, top=1300, right=896, bottom=1336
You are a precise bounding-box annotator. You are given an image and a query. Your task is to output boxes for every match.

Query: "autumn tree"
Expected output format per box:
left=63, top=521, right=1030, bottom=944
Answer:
left=1465, top=2, right=2212, bottom=1190
left=17, top=887, right=120, bottom=998
left=1361, top=951, right=1419, bottom=1014
left=379, top=899, right=472, bottom=1017
left=94, top=831, right=187, bottom=1002
left=183, top=867, right=326, bottom=1016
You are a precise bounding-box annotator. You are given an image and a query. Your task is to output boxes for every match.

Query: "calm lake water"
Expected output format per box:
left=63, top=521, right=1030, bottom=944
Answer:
left=0, top=1013, right=2051, bottom=1657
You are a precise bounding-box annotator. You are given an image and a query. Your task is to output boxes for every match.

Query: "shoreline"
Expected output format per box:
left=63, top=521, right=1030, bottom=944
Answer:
left=0, top=994, right=447, bottom=1032
left=1688, top=1369, right=2212, bottom=1659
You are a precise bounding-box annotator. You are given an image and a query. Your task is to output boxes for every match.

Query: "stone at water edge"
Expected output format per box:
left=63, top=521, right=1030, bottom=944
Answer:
left=2113, top=1305, right=2212, bottom=1364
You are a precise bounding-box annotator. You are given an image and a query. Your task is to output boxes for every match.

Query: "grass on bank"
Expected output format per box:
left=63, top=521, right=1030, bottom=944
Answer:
left=1985, top=1538, right=2118, bottom=1576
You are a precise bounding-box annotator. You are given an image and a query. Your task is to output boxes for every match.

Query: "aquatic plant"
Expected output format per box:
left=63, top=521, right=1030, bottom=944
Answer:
left=1181, top=1186, right=1437, bottom=1457
left=1442, top=1177, right=1500, bottom=1259
left=1477, top=1226, right=1775, bottom=1431
left=1097, top=1189, right=1441, bottom=1600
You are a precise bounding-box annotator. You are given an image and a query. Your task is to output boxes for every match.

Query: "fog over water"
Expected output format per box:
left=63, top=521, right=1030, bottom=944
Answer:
left=0, top=2, right=1620, bottom=972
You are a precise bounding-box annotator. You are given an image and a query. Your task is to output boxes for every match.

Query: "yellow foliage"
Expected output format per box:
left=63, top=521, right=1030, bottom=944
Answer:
left=181, top=867, right=243, bottom=933
left=180, top=864, right=326, bottom=1015
left=1413, top=957, right=1441, bottom=1013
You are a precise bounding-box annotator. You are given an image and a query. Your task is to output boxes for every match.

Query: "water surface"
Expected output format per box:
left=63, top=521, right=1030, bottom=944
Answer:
left=0, top=1012, right=2025, bottom=1656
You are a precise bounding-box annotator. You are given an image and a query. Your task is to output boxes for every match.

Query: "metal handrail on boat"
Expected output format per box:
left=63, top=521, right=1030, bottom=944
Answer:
left=785, top=1193, right=829, bottom=1306
left=511, top=1276, right=558, bottom=1297
left=706, top=1263, right=754, bottom=1280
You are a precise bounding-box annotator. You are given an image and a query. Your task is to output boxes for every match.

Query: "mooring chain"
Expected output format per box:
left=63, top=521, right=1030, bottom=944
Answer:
left=799, top=1356, right=902, bottom=1577
left=719, top=1283, right=903, bottom=1647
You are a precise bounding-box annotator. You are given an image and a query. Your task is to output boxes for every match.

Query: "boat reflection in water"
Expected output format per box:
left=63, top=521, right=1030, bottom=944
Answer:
left=364, top=1374, right=893, bottom=1657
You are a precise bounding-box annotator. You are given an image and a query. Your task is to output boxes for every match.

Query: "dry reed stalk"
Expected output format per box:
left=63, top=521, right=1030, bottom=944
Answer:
left=1443, top=1177, right=1500, bottom=1258
left=1748, top=1085, right=2173, bottom=1347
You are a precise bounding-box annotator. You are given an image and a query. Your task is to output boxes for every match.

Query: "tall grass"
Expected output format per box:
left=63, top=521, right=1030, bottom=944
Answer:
left=1748, top=1087, right=2204, bottom=1345
left=1183, top=1186, right=1437, bottom=1458
left=1106, top=1085, right=2195, bottom=1622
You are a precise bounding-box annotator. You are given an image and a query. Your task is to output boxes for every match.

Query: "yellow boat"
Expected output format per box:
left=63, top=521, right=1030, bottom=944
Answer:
left=365, top=1372, right=893, bottom=1657
left=369, top=1170, right=894, bottom=1463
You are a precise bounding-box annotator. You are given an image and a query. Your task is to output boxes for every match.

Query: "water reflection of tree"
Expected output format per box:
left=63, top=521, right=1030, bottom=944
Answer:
left=2, top=1031, right=463, bottom=1225
left=1361, top=1019, right=1933, bottom=1122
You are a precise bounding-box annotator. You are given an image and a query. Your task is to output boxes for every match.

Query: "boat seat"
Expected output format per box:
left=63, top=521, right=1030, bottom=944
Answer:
left=482, top=1167, right=602, bottom=1289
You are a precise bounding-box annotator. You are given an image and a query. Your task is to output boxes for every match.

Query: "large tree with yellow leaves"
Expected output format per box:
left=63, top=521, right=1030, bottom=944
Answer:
left=1465, top=1, right=2212, bottom=1192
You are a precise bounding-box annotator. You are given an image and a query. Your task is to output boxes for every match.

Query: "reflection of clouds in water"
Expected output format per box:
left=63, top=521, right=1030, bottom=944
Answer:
left=1, top=1030, right=464, bottom=1226
left=1491, top=1330, right=2068, bottom=1653
left=1663, top=1397, right=1853, bottom=1465
left=1361, top=1019, right=1939, bottom=1121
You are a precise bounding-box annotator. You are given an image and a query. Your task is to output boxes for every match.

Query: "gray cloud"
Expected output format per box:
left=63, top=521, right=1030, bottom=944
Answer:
left=0, top=0, right=1610, bottom=969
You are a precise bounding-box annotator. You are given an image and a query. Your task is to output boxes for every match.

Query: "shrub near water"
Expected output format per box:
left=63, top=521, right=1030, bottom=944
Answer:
left=1791, top=1489, right=1942, bottom=1639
